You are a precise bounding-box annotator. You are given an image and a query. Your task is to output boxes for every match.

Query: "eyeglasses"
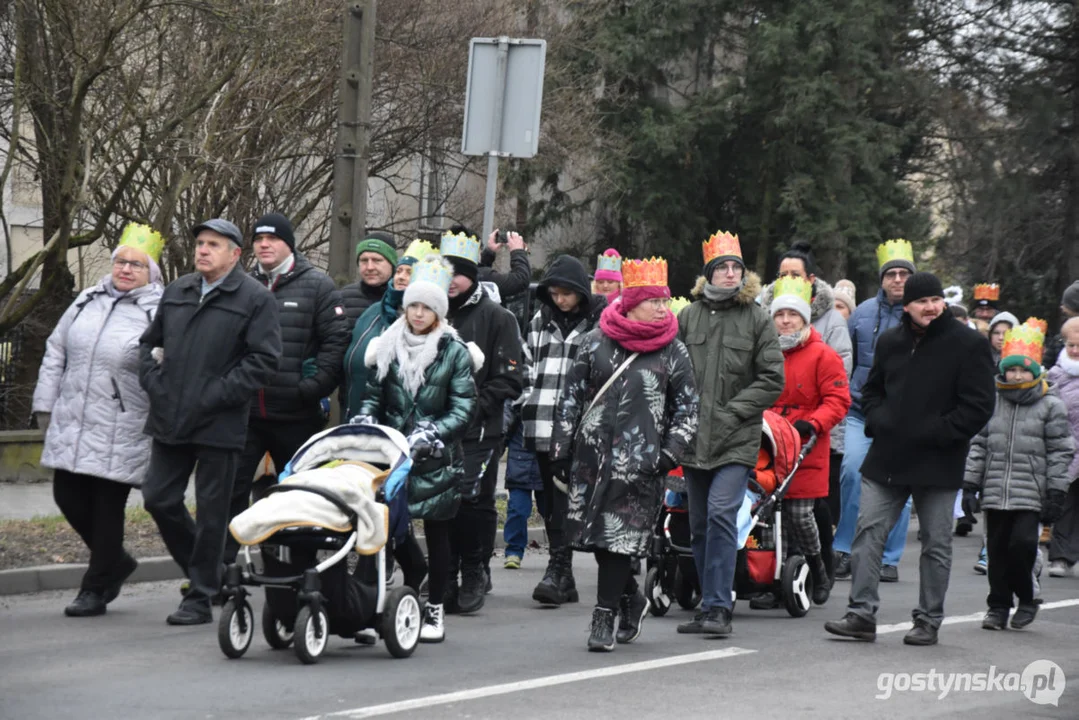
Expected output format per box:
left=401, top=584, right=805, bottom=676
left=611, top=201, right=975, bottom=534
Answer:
left=642, top=298, right=671, bottom=309
left=718, top=262, right=743, bottom=276
left=113, top=259, right=148, bottom=271
left=883, top=270, right=911, bottom=281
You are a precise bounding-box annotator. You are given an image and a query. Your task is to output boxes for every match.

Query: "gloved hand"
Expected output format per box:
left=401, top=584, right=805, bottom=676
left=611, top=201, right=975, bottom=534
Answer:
left=656, top=452, right=678, bottom=477
left=793, top=420, right=815, bottom=439
left=962, top=487, right=981, bottom=518
left=34, top=412, right=51, bottom=433
left=349, top=414, right=377, bottom=426
left=408, top=421, right=444, bottom=463
left=302, top=358, right=318, bottom=379
left=1042, top=489, right=1068, bottom=525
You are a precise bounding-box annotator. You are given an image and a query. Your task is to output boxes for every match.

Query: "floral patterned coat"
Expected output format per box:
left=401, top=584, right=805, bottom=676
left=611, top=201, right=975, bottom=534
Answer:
left=552, top=331, right=699, bottom=557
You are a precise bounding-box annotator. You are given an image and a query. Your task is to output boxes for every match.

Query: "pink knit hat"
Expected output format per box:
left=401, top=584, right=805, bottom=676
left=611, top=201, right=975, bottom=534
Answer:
left=594, top=248, right=623, bottom=283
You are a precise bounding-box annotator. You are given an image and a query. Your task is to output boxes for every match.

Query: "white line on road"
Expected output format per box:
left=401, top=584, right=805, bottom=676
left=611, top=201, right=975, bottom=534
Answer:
left=297, top=647, right=758, bottom=720
left=875, top=597, right=1079, bottom=635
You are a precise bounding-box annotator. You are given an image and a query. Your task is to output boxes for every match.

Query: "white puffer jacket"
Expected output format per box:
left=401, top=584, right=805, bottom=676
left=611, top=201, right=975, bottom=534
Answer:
left=32, top=280, right=162, bottom=486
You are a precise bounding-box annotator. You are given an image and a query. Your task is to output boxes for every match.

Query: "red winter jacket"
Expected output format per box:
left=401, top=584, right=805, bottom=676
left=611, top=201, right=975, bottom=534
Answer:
left=771, top=327, right=851, bottom=499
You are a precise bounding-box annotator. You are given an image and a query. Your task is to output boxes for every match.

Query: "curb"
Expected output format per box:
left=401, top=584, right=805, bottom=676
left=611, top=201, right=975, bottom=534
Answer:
left=0, top=527, right=549, bottom=597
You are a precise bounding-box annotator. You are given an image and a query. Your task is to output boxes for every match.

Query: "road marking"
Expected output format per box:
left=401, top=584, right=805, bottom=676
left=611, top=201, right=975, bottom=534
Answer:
left=297, top=647, right=757, bottom=719
left=876, top=597, right=1079, bottom=635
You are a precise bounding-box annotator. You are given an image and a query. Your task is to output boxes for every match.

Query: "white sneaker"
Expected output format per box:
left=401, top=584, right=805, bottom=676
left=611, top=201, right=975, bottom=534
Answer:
left=420, top=603, right=445, bottom=643
left=1048, top=560, right=1072, bottom=578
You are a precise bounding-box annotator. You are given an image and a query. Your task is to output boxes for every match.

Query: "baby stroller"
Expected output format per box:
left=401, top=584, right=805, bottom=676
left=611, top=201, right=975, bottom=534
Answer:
left=733, top=410, right=818, bottom=617
left=644, top=468, right=701, bottom=616
left=218, top=424, right=421, bottom=664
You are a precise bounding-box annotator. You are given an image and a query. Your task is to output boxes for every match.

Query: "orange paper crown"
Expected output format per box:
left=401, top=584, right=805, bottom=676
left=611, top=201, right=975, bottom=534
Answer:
left=703, top=231, right=742, bottom=266
left=1001, top=323, right=1045, bottom=365
left=973, top=283, right=1000, bottom=302
left=622, top=257, right=668, bottom=289
left=1024, top=317, right=1048, bottom=335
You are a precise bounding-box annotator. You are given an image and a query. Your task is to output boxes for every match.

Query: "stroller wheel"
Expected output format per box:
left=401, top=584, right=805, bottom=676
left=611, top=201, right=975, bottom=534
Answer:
left=673, top=564, right=701, bottom=611
left=294, top=605, right=329, bottom=664
left=781, top=556, right=812, bottom=618
left=261, top=602, right=294, bottom=650
left=381, top=586, right=422, bottom=658
left=218, top=599, right=254, bottom=659
left=645, top=567, right=670, bottom=617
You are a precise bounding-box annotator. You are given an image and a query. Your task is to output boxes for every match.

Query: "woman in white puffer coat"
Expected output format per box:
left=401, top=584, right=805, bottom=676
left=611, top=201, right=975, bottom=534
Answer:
left=31, top=224, right=164, bottom=618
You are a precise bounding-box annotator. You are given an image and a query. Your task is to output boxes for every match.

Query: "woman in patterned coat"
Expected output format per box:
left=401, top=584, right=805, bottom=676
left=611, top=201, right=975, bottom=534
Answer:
left=552, top=258, right=699, bottom=652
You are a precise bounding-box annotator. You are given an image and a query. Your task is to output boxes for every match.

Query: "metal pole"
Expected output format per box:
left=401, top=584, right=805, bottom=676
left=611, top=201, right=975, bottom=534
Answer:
left=481, top=37, right=510, bottom=243
left=328, top=1, right=362, bottom=285
left=352, top=0, right=377, bottom=261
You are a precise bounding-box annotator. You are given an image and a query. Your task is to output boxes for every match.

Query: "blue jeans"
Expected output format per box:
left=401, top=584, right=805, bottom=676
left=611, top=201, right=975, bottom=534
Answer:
left=686, top=465, right=750, bottom=611
left=833, top=415, right=911, bottom=566
left=503, top=488, right=543, bottom=558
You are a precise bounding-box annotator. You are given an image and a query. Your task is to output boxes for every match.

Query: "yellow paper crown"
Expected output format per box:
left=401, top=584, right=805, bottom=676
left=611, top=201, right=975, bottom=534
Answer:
left=703, top=231, right=742, bottom=266
left=439, top=231, right=481, bottom=264
left=403, top=239, right=437, bottom=262
left=668, top=296, right=691, bottom=316
left=974, top=283, right=1000, bottom=302
left=774, top=276, right=813, bottom=306
left=118, top=223, right=164, bottom=264
left=1002, top=323, right=1045, bottom=364
left=1024, top=317, right=1049, bottom=335
left=876, top=239, right=914, bottom=269
left=409, top=253, right=454, bottom=293
left=622, top=257, right=668, bottom=289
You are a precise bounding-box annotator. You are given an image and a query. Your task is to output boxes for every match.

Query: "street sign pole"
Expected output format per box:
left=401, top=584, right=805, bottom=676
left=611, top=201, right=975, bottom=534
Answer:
left=481, top=38, right=511, bottom=244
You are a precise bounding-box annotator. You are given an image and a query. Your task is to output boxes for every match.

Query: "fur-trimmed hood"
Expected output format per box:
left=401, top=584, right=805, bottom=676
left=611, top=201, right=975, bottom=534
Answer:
left=690, top=271, right=763, bottom=305
left=759, top=277, right=836, bottom=323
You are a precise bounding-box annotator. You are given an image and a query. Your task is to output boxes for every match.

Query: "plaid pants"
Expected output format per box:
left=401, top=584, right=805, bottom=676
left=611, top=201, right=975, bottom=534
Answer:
left=783, top=498, right=821, bottom=557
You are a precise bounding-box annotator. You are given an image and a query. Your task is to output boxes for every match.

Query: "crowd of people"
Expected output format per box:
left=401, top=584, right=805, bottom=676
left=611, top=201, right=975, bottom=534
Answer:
left=30, top=215, right=1079, bottom=650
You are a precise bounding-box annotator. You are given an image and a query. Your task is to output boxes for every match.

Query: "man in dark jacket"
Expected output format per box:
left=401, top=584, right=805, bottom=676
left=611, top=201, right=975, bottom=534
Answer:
left=825, top=272, right=995, bottom=646
left=139, top=219, right=281, bottom=625
left=340, top=231, right=397, bottom=328
left=441, top=230, right=524, bottom=613
left=451, top=224, right=533, bottom=305
left=224, top=213, right=350, bottom=563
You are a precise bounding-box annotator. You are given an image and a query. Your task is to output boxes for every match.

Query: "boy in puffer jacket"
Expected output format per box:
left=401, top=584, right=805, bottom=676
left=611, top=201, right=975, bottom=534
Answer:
left=964, top=319, right=1074, bottom=631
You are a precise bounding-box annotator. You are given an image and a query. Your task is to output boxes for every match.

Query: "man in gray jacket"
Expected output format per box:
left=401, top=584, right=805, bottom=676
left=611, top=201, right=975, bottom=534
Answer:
left=140, top=219, right=281, bottom=625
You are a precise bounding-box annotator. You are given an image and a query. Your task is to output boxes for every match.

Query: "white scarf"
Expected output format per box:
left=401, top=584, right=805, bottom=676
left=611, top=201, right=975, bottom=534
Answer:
left=1056, top=348, right=1079, bottom=377
left=376, top=318, right=447, bottom=397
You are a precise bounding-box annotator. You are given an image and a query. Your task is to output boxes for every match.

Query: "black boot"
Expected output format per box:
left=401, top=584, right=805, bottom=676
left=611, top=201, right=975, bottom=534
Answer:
left=557, top=548, right=579, bottom=603
left=64, top=590, right=107, bottom=617
left=533, top=548, right=569, bottom=605
left=587, top=607, right=616, bottom=652
left=456, top=564, right=487, bottom=614
left=808, top=554, right=832, bottom=605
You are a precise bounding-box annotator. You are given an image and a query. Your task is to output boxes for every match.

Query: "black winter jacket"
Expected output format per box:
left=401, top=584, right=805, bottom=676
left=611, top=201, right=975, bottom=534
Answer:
left=138, top=263, right=282, bottom=450
left=340, top=280, right=387, bottom=330
left=861, top=309, right=996, bottom=489
left=478, top=247, right=532, bottom=301
left=447, top=283, right=524, bottom=445
left=251, top=254, right=349, bottom=422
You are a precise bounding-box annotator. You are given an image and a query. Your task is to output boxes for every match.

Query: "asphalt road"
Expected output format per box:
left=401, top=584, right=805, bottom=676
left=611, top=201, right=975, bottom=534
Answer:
left=2, top=530, right=1077, bottom=720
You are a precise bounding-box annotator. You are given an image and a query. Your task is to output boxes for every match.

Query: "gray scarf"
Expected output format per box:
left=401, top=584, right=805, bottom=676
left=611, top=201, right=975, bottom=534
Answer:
left=703, top=278, right=746, bottom=303
left=777, top=326, right=811, bottom=352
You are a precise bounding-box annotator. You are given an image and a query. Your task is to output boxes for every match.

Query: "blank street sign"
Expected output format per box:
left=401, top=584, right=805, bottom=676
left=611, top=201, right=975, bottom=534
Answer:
left=461, top=38, right=547, bottom=159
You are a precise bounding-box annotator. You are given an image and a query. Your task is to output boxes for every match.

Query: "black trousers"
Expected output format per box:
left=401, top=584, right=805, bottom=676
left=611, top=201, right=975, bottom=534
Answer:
left=594, top=549, right=638, bottom=610
left=1049, top=479, right=1079, bottom=565
left=814, top=499, right=835, bottom=576
left=52, top=470, right=133, bottom=594
left=450, top=442, right=501, bottom=573
left=985, top=509, right=1040, bottom=609
left=225, top=416, right=324, bottom=563
left=827, top=451, right=843, bottom=521
left=536, top=453, right=569, bottom=550
left=423, top=519, right=452, bottom=605
left=142, top=441, right=237, bottom=608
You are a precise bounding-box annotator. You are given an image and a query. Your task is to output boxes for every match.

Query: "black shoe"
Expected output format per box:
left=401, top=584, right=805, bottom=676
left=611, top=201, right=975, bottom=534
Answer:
left=557, top=549, right=579, bottom=603
left=748, top=592, right=780, bottom=610
left=64, top=590, right=107, bottom=617
left=457, top=565, right=487, bottom=614
left=834, top=552, right=851, bottom=580
left=981, top=608, right=1009, bottom=631
left=615, top=590, right=649, bottom=644
left=677, top=611, right=707, bottom=634
left=880, top=564, right=899, bottom=583
left=1010, top=603, right=1038, bottom=629
left=903, top=619, right=938, bottom=646
left=808, top=554, right=832, bottom=605
left=700, top=606, right=732, bottom=637
left=166, top=603, right=212, bottom=626
left=442, top=579, right=461, bottom=614
left=587, top=607, right=616, bottom=652
left=533, top=549, right=577, bottom=605
left=103, top=555, right=138, bottom=604
left=532, top=558, right=563, bottom=605
left=824, top=612, right=876, bottom=641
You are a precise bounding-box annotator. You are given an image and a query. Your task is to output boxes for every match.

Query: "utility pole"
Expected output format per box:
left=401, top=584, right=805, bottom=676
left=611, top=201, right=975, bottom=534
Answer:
left=329, top=0, right=377, bottom=286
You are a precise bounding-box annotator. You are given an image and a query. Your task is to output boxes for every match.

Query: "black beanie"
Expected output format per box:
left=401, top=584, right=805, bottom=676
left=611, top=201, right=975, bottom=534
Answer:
left=252, top=213, right=296, bottom=251
left=902, top=271, right=944, bottom=305
left=448, top=256, right=479, bottom=284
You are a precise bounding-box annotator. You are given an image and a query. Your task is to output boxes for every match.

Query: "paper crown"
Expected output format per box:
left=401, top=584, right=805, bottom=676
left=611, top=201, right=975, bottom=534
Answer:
left=774, top=276, right=813, bottom=306
left=703, top=231, right=742, bottom=266
left=1001, top=322, right=1045, bottom=366
left=974, top=283, right=1000, bottom=302
left=439, top=231, right=481, bottom=264
left=876, top=239, right=914, bottom=269
left=118, top=223, right=164, bottom=264
left=403, top=239, right=437, bottom=262
left=668, top=296, right=691, bottom=316
left=622, top=257, right=668, bottom=289
left=596, top=250, right=622, bottom=274
left=409, top=254, right=454, bottom=293
left=1024, top=317, right=1049, bottom=335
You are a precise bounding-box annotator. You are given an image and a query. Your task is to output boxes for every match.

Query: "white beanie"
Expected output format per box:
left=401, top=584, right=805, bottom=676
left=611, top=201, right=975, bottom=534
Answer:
left=771, top=293, right=812, bottom=325
left=402, top=255, right=453, bottom=320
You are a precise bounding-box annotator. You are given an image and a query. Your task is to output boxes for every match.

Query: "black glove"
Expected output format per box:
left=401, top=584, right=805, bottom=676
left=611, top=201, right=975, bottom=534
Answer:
left=407, top=421, right=444, bottom=463
left=793, top=420, right=815, bottom=440
left=656, top=452, right=678, bottom=477
left=1042, top=489, right=1068, bottom=525
left=962, top=487, right=981, bottom=518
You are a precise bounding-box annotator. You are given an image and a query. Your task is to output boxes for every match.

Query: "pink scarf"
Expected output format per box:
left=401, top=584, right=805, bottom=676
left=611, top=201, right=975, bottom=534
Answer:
left=599, top=302, right=679, bottom=353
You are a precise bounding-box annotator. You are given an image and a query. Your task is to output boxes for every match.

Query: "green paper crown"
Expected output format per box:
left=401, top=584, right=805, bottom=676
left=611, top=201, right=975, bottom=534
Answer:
left=439, top=231, right=481, bottom=264
left=409, top=254, right=453, bottom=293
left=119, top=223, right=164, bottom=263
left=668, top=296, right=691, bottom=316
left=403, top=239, right=437, bottom=262
left=876, top=238, right=913, bottom=269
left=774, top=275, right=812, bottom=305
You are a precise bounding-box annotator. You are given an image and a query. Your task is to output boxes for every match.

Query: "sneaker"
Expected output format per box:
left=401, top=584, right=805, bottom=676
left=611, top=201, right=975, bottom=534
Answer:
left=615, top=590, right=649, bottom=644
left=166, top=602, right=212, bottom=626
left=700, top=606, right=732, bottom=637
left=677, top=611, right=708, bottom=634
left=981, top=608, right=1008, bottom=631
left=824, top=612, right=876, bottom=642
left=103, top=554, right=138, bottom=604
left=748, top=592, right=780, bottom=610
left=834, top=552, right=851, bottom=580
left=880, top=564, right=899, bottom=583
left=587, top=607, right=616, bottom=652
left=1010, top=603, right=1038, bottom=629
left=974, top=546, right=988, bottom=575
left=1048, top=560, right=1072, bottom=578
left=420, top=603, right=445, bottom=643
left=457, top=565, right=487, bottom=614
left=504, top=555, right=522, bottom=570
left=903, top=619, right=938, bottom=646
left=64, top=590, right=107, bottom=617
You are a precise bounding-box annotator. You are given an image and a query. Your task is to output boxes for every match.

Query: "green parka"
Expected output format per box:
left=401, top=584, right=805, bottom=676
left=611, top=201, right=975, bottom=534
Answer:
left=360, top=321, right=478, bottom=521
left=677, top=271, right=785, bottom=471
